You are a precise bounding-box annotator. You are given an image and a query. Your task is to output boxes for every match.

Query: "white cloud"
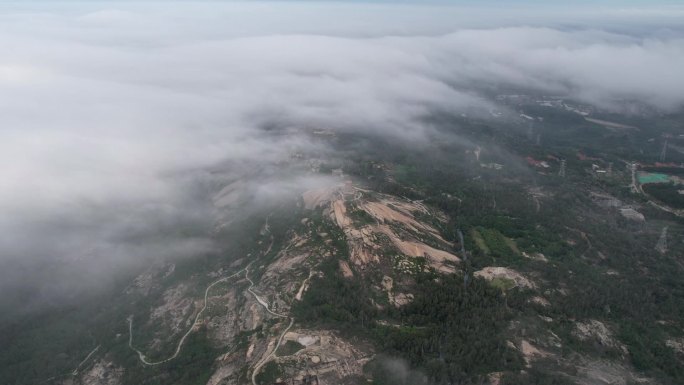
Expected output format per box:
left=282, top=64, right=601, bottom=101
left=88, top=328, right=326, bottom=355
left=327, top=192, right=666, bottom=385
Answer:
left=0, top=1, right=682, bottom=311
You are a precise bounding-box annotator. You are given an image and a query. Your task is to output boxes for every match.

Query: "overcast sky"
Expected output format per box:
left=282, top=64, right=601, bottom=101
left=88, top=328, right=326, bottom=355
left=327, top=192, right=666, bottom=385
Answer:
left=1, top=1, right=683, bottom=315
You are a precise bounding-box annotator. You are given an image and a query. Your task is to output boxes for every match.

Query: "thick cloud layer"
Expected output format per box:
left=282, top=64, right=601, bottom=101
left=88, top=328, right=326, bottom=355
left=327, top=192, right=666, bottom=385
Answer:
left=1, top=1, right=683, bottom=315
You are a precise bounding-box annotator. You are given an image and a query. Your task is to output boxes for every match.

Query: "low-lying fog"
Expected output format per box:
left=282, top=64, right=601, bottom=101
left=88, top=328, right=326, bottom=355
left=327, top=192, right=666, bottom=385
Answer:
left=1, top=1, right=683, bottom=316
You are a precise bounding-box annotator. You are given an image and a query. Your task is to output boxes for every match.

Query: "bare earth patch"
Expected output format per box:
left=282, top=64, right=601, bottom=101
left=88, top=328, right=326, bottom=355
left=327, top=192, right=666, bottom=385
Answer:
left=573, top=320, right=628, bottom=354
left=302, top=185, right=343, bottom=210
left=68, top=360, right=123, bottom=385
left=313, top=186, right=459, bottom=274
left=519, top=340, right=551, bottom=367
left=148, top=283, right=196, bottom=339
left=338, top=260, right=354, bottom=278
left=522, top=252, right=548, bottom=262
left=665, top=338, right=684, bottom=354
left=474, top=267, right=536, bottom=289
left=530, top=296, right=551, bottom=307
left=274, top=328, right=373, bottom=385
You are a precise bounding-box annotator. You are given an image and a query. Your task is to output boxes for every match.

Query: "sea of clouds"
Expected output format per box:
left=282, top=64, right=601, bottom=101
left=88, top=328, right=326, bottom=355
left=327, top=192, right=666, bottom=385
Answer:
left=1, top=1, right=683, bottom=314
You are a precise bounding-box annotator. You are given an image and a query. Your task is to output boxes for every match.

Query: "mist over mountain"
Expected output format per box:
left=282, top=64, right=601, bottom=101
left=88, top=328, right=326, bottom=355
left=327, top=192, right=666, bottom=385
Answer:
left=2, top=2, right=684, bottom=385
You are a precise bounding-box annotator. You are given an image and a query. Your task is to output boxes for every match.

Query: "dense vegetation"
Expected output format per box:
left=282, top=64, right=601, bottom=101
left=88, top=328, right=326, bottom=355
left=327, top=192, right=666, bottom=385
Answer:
left=3, top=100, right=684, bottom=384
left=643, top=182, right=684, bottom=209
left=375, top=274, right=523, bottom=383
left=294, top=253, right=523, bottom=384
left=333, top=110, right=684, bottom=384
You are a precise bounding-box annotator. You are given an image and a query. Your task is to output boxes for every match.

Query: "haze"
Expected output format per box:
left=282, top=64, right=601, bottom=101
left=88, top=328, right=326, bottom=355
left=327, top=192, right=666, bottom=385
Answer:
left=1, top=1, right=683, bottom=316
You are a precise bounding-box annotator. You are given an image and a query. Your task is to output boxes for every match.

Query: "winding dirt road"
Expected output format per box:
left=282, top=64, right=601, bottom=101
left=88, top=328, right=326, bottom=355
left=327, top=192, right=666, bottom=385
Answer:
left=127, top=259, right=296, bottom=384
left=128, top=263, right=253, bottom=366
left=72, top=345, right=100, bottom=375
left=243, top=266, right=294, bottom=385
left=250, top=317, right=294, bottom=385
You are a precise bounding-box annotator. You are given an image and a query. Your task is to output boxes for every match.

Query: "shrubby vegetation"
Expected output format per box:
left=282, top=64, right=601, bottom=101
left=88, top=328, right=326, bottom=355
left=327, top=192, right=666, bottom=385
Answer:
left=294, top=254, right=523, bottom=384
left=336, top=121, right=684, bottom=383
left=3, top=110, right=684, bottom=384
left=643, top=182, right=684, bottom=209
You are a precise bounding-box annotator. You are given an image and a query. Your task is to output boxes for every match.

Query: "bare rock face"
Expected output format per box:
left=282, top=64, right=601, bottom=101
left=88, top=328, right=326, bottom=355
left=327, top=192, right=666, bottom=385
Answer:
left=530, top=296, right=551, bottom=307
left=666, top=337, right=684, bottom=354
left=487, top=372, right=503, bottom=385
left=149, top=283, right=195, bottom=334
left=380, top=275, right=414, bottom=307
left=302, top=185, right=341, bottom=210
left=381, top=275, right=393, bottom=292
left=206, top=286, right=263, bottom=345
left=573, top=320, right=628, bottom=354
left=320, top=187, right=460, bottom=274
left=571, top=357, right=657, bottom=385
left=125, top=183, right=458, bottom=385
left=392, top=292, right=415, bottom=307
left=522, top=252, right=548, bottom=262
left=272, top=328, right=373, bottom=385
left=474, top=267, right=536, bottom=289
left=338, top=260, right=354, bottom=278
left=67, top=360, right=123, bottom=385
left=519, top=340, right=551, bottom=367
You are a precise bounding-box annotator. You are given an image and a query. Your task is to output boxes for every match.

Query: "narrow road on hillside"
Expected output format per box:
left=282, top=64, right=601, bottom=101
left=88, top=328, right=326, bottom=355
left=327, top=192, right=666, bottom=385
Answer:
left=39, top=343, right=101, bottom=383
left=128, top=263, right=253, bottom=366
left=127, top=259, right=296, bottom=378
left=127, top=213, right=297, bottom=379
left=245, top=266, right=295, bottom=385
left=72, top=344, right=100, bottom=375
left=250, top=317, right=294, bottom=385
